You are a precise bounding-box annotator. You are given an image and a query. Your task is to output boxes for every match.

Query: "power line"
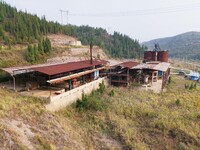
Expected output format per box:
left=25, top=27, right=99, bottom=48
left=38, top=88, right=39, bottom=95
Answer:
left=69, top=3, right=200, bottom=17
left=59, top=9, right=69, bottom=25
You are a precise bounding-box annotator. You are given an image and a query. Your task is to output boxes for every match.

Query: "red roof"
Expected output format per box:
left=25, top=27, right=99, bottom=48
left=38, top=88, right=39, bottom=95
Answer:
left=119, top=61, right=139, bottom=69
left=30, top=60, right=107, bottom=75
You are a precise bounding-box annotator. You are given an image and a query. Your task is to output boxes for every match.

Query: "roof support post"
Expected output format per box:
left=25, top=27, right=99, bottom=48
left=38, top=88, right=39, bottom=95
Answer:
left=12, top=76, right=16, bottom=92
left=127, top=69, right=129, bottom=86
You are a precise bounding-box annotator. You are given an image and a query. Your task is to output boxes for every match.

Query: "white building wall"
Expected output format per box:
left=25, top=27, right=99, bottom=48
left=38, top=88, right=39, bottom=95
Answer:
left=46, top=77, right=108, bottom=111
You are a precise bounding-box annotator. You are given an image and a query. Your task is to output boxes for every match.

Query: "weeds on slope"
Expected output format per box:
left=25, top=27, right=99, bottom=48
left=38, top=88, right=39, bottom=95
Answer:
left=59, top=76, right=200, bottom=149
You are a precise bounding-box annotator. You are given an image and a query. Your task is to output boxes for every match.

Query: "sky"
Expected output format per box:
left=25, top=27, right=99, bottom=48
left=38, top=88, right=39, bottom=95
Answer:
left=4, top=0, right=200, bottom=42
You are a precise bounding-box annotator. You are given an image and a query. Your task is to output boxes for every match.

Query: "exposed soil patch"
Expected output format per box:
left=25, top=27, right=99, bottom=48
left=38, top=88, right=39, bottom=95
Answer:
left=2, top=119, right=35, bottom=149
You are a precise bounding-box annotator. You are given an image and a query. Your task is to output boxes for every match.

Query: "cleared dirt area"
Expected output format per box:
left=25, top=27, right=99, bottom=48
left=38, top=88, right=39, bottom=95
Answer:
left=46, top=34, right=109, bottom=64
left=47, top=34, right=79, bottom=47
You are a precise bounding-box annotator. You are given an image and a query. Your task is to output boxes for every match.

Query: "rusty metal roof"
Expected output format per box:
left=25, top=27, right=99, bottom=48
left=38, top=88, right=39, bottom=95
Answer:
left=132, top=62, right=170, bottom=72
left=1, top=60, right=107, bottom=76
left=119, top=61, right=139, bottom=69
left=30, top=60, right=107, bottom=75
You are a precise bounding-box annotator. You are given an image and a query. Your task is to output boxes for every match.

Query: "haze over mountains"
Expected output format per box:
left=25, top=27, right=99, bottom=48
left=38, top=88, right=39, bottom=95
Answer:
left=143, top=31, right=200, bottom=60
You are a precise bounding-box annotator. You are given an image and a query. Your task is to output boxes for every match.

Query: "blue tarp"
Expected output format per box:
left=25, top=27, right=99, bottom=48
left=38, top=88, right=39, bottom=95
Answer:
left=189, top=71, right=199, bottom=81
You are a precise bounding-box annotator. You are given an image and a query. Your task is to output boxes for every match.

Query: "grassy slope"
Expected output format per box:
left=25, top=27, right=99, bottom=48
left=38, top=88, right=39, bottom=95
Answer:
left=59, top=76, right=200, bottom=149
left=0, top=76, right=200, bottom=149
left=0, top=45, right=68, bottom=68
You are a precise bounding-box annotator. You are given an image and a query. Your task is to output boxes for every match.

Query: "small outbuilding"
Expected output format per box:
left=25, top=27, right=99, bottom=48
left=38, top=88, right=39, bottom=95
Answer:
left=108, top=61, right=139, bottom=86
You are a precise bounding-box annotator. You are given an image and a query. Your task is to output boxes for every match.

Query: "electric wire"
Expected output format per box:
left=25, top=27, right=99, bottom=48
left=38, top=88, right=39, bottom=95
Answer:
left=69, top=3, right=200, bottom=17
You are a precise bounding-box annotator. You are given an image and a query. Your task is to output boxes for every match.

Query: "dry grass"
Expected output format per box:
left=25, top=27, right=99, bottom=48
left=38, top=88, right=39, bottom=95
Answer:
left=0, top=76, right=199, bottom=149
left=59, top=76, right=200, bottom=149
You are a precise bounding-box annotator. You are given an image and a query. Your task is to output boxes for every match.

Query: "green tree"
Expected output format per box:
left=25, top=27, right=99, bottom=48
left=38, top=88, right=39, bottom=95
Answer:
left=43, top=38, right=51, bottom=53
left=26, top=44, right=35, bottom=63
left=38, top=39, right=44, bottom=54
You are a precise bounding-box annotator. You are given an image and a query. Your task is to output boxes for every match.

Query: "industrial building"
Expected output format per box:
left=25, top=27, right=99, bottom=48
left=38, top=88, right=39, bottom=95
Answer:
left=1, top=59, right=107, bottom=91
left=108, top=44, right=170, bottom=92
left=0, top=44, right=108, bottom=111
left=135, top=44, right=170, bottom=92
left=108, top=61, right=139, bottom=86
left=131, top=61, right=170, bottom=91
left=0, top=43, right=171, bottom=110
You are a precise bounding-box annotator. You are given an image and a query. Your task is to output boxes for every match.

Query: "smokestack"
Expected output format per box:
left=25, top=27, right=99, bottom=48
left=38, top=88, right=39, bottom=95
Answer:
left=90, top=43, right=93, bottom=64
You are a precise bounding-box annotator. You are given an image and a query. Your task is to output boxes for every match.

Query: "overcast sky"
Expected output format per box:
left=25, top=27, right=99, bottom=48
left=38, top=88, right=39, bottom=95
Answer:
left=4, top=0, right=200, bottom=42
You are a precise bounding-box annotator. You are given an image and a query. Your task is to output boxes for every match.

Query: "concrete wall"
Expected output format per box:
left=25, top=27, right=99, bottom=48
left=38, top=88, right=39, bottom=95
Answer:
left=46, top=77, right=108, bottom=111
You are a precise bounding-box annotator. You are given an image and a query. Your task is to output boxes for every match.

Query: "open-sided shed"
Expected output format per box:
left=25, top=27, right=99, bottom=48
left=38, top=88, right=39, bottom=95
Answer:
left=0, top=60, right=107, bottom=92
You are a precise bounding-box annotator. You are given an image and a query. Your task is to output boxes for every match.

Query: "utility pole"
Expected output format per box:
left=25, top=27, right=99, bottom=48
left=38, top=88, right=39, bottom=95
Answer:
left=66, top=10, right=69, bottom=25
left=59, top=9, right=69, bottom=25
left=59, top=9, right=63, bottom=25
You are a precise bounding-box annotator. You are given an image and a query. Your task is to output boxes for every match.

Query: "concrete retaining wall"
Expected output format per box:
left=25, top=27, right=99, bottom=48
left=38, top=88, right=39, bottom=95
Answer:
left=46, top=77, right=108, bottom=111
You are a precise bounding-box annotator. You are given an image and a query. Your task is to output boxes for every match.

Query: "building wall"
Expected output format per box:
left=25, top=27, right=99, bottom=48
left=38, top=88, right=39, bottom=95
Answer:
left=46, top=77, right=108, bottom=111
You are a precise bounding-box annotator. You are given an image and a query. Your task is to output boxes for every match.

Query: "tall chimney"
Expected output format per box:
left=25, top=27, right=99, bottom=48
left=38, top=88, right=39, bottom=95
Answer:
left=90, top=43, right=93, bottom=64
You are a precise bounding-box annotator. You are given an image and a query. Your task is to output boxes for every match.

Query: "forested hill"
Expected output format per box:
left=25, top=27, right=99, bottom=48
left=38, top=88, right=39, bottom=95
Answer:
left=143, top=32, right=200, bottom=60
left=0, top=1, right=146, bottom=59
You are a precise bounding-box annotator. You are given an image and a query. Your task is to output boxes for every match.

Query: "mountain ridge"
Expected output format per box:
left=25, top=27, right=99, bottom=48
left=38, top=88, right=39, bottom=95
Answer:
left=143, top=31, right=200, bottom=60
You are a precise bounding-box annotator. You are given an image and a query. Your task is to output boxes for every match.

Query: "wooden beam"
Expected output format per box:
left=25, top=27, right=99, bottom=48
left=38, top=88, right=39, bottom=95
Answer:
left=47, top=66, right=105, bottom=84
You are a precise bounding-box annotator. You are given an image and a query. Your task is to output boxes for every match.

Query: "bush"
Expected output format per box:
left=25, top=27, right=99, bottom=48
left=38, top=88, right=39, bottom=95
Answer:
left=175, top=99, right=180, bottom=105
left=193, top=83, right=197, bottom=89
left=108, top=90, right=115, bottom=97
left=168, top=76, right=172, bottom=84
left=76, top=93, right=88, bottom=111
left=185, top=83, right=197, bottom=90
left=189, top=84, right=194, bottom=90
left=98, top=81, right=105, bottom=94
left=185, top=83, right=189, bottom=89
left=34, top=135, right=56, bottom=150
left=76, top=92, right=106, bottom=112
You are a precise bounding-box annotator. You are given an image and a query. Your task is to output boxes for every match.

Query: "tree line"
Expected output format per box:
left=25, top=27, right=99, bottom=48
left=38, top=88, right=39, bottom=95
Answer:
left=26, top=38, right=51, bottom=63
left=0, top=1, right=147, bottom=59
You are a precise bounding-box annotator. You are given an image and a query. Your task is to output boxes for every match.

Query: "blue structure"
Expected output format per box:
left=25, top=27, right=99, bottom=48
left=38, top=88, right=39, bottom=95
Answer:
left=189, top=71, right=199, bottom=81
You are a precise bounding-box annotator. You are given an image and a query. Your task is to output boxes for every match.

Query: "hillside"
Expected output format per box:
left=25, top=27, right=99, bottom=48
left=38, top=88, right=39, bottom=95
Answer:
left=143, top=31, right=200, bottom=60
left=0, top=76, right=200, bottom=149
left=0, top=1, right=146, bottom=59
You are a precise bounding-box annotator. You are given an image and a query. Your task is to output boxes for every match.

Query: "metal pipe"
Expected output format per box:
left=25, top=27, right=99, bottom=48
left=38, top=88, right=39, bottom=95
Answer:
left=90, top=43, right=93, bottom=64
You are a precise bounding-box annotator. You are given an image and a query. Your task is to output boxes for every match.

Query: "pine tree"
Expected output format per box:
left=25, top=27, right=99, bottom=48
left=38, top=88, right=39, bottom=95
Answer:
left=26, top=44, right=35, bottom=63
left=33, top=44, right=39, bottom=61
left=38, top=39, right=44, bottom=54
left=43, top=37, right=51, bottom=53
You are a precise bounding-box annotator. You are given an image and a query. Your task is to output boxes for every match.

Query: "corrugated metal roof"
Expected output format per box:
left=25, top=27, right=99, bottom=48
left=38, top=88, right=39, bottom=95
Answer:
left=131, top=62, right=170, bottom=72
left=30, top=60, right=107, bottom=75
left=1, top=60, right=107, bottom=76
left=119, top=61, right=139, bottom=69
left=153, top=62, right=170, bottom=72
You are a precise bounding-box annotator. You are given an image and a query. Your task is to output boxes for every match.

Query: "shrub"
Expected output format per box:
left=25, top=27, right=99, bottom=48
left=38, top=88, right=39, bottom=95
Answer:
left=185, top=83, right=189, bottom=89
left=175, top=99, right=180, bottom=105
left=108, top=90, right=115, bottom=97
left=168, top=76, right=172, bottom=84
left=193, top=83, right=197, bottom=89
left=189, top=84, right=194, bottom=90
left=76, top=92, right=106, bottom=112
left=76, top=93, right=88, bottom=111
left=98, top=81, right=105, bottom=94
left=185, top=83, right=197, bottom=90
left=34, top=135, right=56, bottom=150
